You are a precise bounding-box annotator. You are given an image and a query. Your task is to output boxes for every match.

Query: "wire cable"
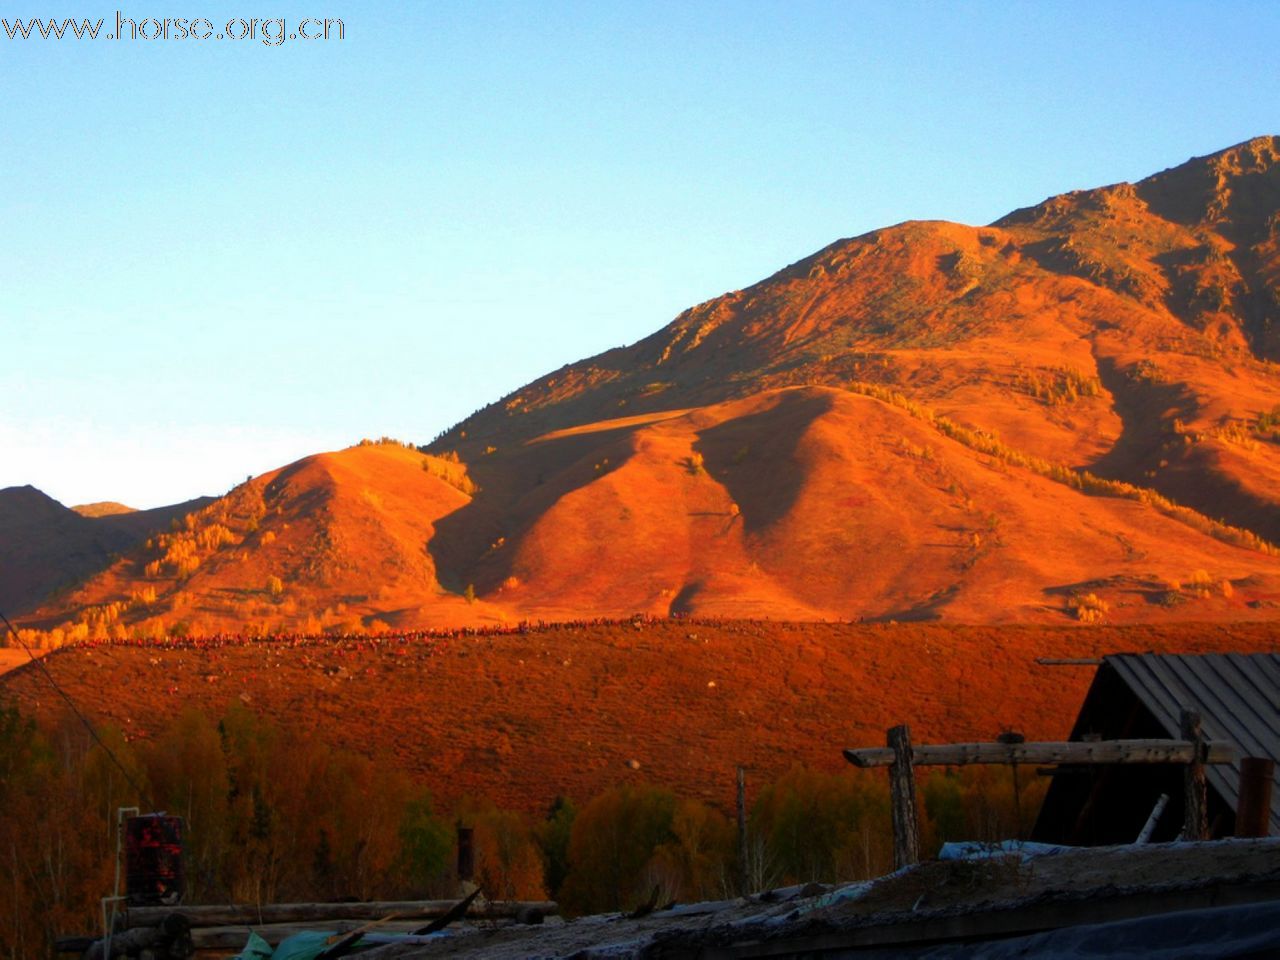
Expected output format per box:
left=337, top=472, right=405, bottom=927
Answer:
left=0, top=607, right=150, bottom=804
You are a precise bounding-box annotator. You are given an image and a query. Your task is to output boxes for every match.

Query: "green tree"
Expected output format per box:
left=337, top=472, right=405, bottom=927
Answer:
left=218, top=702, right=281, bottom=903
left=537, top=796, right=576, bottom=899
left=397, top=788, right=453, bottom=895
left=749, top=767, right=891, bottom=885
left=145, top=708, right=231, bottom=901
left=560, top=784, right=677, bottom=915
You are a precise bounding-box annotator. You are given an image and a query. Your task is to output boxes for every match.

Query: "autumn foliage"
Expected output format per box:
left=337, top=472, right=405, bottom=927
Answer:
left=0, top=694, right=1048, bottom=958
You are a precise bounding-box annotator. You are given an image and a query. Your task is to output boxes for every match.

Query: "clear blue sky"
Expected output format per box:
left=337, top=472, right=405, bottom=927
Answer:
left=2, top=1, right=1277, bottom=508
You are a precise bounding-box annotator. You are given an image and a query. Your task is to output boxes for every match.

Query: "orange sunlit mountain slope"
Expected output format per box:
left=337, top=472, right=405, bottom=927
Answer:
left=11, top=137, right=1280, bottom=638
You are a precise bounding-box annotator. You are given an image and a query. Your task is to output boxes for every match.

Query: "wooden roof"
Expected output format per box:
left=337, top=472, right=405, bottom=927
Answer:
left=1102, top=653, right=1280, bottom=835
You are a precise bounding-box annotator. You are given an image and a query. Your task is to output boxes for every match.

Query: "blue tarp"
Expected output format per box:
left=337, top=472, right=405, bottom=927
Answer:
left=233, top=928, right=450, bottom=960
left=937, top=840, right=1069, bottom=861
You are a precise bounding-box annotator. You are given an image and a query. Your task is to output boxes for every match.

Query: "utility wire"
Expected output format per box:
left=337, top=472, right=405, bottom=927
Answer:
left=1, top=607, right=151, bottom=805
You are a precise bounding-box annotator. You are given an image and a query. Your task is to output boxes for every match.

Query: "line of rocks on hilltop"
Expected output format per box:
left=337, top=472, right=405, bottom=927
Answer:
left=8, top=613, right=826, bottom=656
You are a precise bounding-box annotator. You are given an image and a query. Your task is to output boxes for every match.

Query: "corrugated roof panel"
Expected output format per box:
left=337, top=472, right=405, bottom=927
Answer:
left=1104, top=653, right=1280, bottom=835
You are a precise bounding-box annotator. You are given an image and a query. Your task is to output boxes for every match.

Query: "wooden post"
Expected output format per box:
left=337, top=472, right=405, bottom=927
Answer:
left=997, top=731, right=1025, bottom=838
left=1235, top=757, right=1275, bottom=838
left=456, top=825, right=474, bottom=883
left=736, top=766, right=749, bottom=894
left=1181, top=710, right=1208, bottom=841
left=887, top=725, right=920, bottom=869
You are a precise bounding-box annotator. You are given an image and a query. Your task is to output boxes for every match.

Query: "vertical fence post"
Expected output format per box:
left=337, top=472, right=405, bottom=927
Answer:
left=1235, top=758, right=1275, bottom=838
left=456, top=824, right=475, bottom=884
left=888, top=725, right=920, bottom=869
left=1181, top=710, right=1208, bottom=841
left=736, top=766, right=749, bottom=894
left=997, top=730, right=1026, bottom=838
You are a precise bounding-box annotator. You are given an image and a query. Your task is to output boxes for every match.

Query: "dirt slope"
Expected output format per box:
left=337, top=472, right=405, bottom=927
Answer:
left=14, top=443, right=505, bottom=638
left=2, top=621, right=1276, bottom=813
left=442, top=136, right=1280, bottom=539
left=18, top=385, right=1280, bottom=638
left=442, top=386, right=1280, bottom=625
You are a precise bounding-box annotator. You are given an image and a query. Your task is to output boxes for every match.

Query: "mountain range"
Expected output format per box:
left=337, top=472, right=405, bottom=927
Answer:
left=8, top=136, right=1280, bottom=639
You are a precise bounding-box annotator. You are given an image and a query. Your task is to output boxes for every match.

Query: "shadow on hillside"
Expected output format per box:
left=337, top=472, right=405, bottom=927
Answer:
left=692, top=389, right=835, bottom=535
left=1087, top=355, right=1196, bottom=479
left=864, top=584, right=958, bottom=623
left=426, top=421, right=646, bottom=595
left=1087, top=358, right=1280, bottom=542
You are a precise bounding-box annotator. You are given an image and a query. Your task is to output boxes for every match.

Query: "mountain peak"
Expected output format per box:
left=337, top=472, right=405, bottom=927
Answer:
left=72, top=501, right=137, bottom=518
left=0, top=485, right=71, bottom=523
left=1174, top=135, right=1280, bottom=174
left=1135, top=134, right=1280, bottom=229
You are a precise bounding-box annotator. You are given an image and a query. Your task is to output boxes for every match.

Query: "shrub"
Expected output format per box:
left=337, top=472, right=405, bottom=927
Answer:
left=1067, top=592, right=1110, bottom=623
left=1186, top=569, right=1214, bottom=596
left=1016, top=366, right=1103, bottom=405
left=421, top=454, right=479, bottom=496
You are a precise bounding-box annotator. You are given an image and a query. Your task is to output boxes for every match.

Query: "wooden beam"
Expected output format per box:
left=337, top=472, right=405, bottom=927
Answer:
left=125, top=899, right=558, bottom=929
left=843, top=739, right=1234, bottom=769
left=887, top=725, right=920, bottom=870
left=1236, top=757, right=1276, bottom=838
left=1182, top=710, right=1208, bottom=841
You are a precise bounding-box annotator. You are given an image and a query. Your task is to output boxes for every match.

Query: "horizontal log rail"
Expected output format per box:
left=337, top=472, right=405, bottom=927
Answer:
left=843, top=738, right=1234, bottom=769
left=125, top=898, right=558, bottom=928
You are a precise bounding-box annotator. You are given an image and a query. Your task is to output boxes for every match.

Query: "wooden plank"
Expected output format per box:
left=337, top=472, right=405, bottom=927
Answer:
left=416, top=889, right=482, bottom=935
left=127, top=899, right=558, bottom=928
left=887, top=725, right=920, bottom=869
left=843, top=739, right=1234, bottom=769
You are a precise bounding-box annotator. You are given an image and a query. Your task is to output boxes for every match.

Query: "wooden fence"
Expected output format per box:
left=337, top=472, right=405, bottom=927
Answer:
left=843, top=710, right=1234, bottom=868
